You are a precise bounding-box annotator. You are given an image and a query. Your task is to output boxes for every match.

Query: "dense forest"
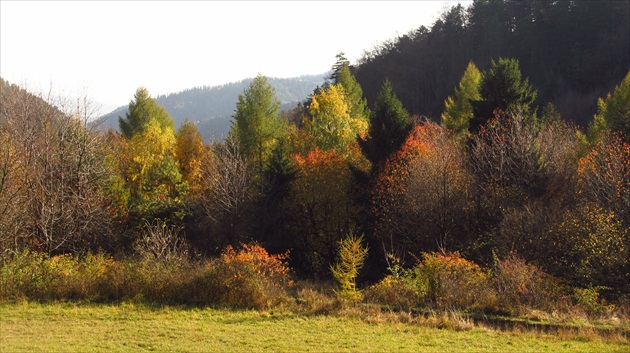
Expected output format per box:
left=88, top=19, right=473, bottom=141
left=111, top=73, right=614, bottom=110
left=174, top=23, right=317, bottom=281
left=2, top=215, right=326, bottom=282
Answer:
left=354, top=0, right=629, bottom=127
left=1, top=0, right=629, bottom=315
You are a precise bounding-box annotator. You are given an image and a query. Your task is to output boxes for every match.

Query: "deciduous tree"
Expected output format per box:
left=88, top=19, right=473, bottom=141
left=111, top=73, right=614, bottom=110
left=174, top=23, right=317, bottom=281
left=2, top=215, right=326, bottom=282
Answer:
left=441, top=61, right=482, bottom=137
left=1, top=82, right=116, bottom=254
left=286, top=147, right=360, bottom=277
left=175, top=120, right=207, bottom=194
left=306, top=84, right=368, bottom=152
left=589, top=70, right=630, bottom=142
left=372, top=122, right=472, bottom=261
left=331, top=53, right=370, bottom=125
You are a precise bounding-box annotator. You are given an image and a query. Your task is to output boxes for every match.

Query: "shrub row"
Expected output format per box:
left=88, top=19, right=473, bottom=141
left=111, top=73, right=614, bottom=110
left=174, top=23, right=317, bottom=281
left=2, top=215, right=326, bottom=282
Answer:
left=364, top=251, right=606, bottom=316
left=0, top=243, right=292, bottom=310
left=1, top=247, right=619, bottom=318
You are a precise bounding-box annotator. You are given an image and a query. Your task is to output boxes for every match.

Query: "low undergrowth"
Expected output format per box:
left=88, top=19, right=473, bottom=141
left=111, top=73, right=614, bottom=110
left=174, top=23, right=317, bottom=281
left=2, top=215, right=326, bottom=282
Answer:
left=0, top=243, right=292, bottom=310
left=1, top=247, right=628, bottom=341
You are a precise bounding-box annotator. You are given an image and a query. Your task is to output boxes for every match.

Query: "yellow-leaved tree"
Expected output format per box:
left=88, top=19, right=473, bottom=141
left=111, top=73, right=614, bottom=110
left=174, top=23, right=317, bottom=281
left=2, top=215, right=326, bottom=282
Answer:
left=114, top=88, right=188, bottom=224
left=306, top=84, right=368, bottom=152
left=175, top=120, right=208, bottom=195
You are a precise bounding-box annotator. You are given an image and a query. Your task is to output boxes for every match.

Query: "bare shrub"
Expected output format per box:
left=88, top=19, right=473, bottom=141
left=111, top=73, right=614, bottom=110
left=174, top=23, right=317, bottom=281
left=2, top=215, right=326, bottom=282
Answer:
left=493, top=252, right=567, bottom=314
left=195, top=135, right=261, bottom=252
left=0, top=82, right=116, bottom=255
left=134, top=219, right=190, bottom=263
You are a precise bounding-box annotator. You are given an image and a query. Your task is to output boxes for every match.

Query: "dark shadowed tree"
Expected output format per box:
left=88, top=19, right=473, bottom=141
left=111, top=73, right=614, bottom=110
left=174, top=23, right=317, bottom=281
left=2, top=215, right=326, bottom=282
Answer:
left=359, top=80, right=413, bottom=171
left=471, top=58, right=537, bottom=132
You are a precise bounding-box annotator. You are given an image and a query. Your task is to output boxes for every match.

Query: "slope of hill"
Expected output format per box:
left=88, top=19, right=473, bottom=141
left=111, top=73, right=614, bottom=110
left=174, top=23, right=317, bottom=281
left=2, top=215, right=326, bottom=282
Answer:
left=97, top=74, right=326, bottom=140
left=353, top=0, right=629, bottom=126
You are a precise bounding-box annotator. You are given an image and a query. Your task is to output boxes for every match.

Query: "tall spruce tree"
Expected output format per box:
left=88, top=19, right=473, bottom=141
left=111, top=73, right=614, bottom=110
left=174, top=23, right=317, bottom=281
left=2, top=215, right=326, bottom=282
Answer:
left=231, top=75, right=284, bottom=171
left=329, top=52, right=350, bottom=84
left=119, top=87, right=173, bottom=139
left=359, top=80, right=413, bottom=169
left=471, top=58, right=537, bottom=132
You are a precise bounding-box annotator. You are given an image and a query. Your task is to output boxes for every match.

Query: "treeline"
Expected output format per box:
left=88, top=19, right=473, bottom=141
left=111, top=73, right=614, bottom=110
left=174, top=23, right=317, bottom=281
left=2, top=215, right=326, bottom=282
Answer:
left=354, top=0, right=629, bottom=127
left=97, top=74, right=326, bottom=141
left=1, top=1, right=629, bottom=304
left=1, top=53, right=628, bottom=300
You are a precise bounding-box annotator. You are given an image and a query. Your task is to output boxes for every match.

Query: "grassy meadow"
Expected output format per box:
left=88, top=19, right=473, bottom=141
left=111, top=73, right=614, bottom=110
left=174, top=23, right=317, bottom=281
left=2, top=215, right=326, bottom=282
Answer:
left=1, top=302, right=628, bottom=353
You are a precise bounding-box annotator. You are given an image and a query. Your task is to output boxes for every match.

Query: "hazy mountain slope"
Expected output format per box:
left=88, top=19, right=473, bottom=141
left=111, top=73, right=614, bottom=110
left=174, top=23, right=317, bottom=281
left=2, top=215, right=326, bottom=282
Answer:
left=97, top=74, right=326, bottom=140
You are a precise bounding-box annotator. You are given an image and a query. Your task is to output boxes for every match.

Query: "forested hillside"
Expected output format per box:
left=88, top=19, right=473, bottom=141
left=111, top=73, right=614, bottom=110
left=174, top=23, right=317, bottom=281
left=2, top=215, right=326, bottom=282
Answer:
left=97, top=74, right=325, bottom=140
left=1, top=0, right=629, bottom=321
left=354, top=0, right=629, bottom=126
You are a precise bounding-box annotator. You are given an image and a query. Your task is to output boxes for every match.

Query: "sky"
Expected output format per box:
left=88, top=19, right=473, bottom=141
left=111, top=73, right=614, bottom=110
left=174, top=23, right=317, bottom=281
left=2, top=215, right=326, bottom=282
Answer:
left=1, top=0, right=471, bottom=114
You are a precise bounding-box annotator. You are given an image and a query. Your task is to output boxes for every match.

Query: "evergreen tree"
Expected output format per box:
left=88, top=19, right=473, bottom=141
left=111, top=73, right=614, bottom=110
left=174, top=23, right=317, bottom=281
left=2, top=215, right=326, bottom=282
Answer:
left=119, top=87, right=173, bottom=139
left=114, top=87, right=186, bottom=223
left=590, top=70, right=630, bottom=143
left=335, top=63, right=370, bottom=126
left=441, top=61, right=482, bottom=137
left=471, top=58, right=537, bottom=132
left=231, top=75, right=284, bottom=171
left=329, top=52, right=350, bottom=83
left=359, top=80, right=413, bottom=169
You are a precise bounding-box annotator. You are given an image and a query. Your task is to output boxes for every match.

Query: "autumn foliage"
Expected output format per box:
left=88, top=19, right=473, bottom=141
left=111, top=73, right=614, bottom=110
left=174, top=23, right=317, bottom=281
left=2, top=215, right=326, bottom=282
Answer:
left=372, top=123, right=472, bottom=258
left=286, top=147, right=360, bottom=277
left=2, top=59, right=629, bottom=315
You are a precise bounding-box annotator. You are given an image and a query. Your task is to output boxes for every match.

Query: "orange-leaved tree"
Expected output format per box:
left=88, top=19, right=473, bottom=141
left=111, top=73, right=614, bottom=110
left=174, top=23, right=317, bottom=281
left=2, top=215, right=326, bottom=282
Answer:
left=372, top=122, right=472, bottom=262
left=285, top=147, right=361, bottom=277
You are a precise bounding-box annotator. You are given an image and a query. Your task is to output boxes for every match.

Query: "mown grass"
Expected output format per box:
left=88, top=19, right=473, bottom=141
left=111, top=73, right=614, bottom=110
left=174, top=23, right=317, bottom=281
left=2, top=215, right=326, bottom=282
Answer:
left=1, top=301, right=628, bottom=353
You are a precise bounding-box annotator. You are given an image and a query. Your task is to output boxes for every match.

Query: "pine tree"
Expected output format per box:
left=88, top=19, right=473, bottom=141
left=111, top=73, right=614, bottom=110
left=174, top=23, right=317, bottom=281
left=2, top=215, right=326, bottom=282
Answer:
left=329, top=52, right=350, bottom=83
left=441, top=61, right=482, bottom=137
left=115, top=87, right=186, bottom=223
left=331, top=233, right=369, bottom=301
left=359, top=79, right=413, bottom=169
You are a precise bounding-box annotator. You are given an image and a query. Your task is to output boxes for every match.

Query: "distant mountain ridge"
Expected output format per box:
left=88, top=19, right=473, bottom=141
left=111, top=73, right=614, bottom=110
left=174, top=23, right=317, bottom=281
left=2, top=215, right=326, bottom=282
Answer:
left=97, top=74, right=327, bottom=141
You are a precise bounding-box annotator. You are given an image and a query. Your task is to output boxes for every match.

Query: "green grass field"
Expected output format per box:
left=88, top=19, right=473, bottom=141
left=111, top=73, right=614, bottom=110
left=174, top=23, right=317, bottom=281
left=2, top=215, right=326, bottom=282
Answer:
left=1, top=302, right=627, bottom=353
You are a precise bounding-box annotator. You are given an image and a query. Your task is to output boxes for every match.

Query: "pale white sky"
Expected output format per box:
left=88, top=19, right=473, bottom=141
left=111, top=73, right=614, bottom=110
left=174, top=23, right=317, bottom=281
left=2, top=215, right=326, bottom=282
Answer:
left=1, top=0, right=470, bottom=114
